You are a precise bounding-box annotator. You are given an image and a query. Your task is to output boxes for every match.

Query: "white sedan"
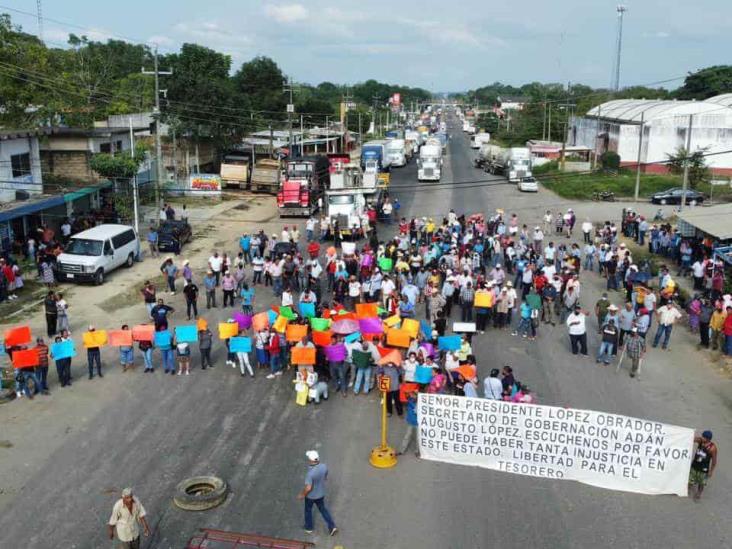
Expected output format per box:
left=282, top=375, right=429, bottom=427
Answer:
left=517, top=177, right=538, bottom=192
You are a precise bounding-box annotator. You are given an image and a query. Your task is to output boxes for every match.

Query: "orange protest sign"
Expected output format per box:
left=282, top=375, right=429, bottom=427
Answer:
left=384, top=315, right=401, bottom=328
left=82, top=330, right=108, bottom=348
left=132, top=325, right=155, bottom=342
left=252, top=312, right=269, bottom=332
left=218, top=322, right=239, bottom=340
left=4, top=325, right=31, bottom=347
left=286, top=323, right=309, bottom=343
left=290, top=346, right=316, bottom=365
left=401, top=318, right=420, bottom=339
left=474, top=291, right=493, bottom=308
left=272, top=315, right=289, bottom=334
left=386, top=329, right=411, bottom=348
left=355, top=302, right=378, bottom=319
left=196, top=318, right=208, bottom=331
left=312, top=330, right=332, bottom=346
left=377, top=349, right=403, bottom=366
left=108, top=329, right=133, bottom=347
left=12, top=347, right=40, bottom=369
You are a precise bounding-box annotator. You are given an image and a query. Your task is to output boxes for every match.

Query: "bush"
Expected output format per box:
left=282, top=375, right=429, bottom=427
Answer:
left=600, top=151, right=620, bottom=171
left=533, top=161, right=559, bottom=175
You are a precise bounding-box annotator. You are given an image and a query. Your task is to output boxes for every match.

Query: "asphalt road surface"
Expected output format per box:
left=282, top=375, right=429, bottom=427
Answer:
left=1, top=113, right=731, bottom=549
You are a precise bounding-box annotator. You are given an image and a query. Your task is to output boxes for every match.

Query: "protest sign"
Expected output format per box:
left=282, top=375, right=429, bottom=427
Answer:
left=272, top=315, right=289, bottom=333
left=377, top=349, right=403, bottom=366
left=218, top=322, right=239, bottom=340
left=233, top=312, right=252, bottom=330
left=230, top=336, right=252, bottom=353
left=267, top=309, right=278, bottom=324
left=291, top=347, right=316, bottom=365
left=132, top=325, right=155, bottom=342
left=417, top=394, right=695, bottom=496
left=384, top=315, right=401, bottom=328
left=310, top=317, right=331, bottom=331
left=154, top=331, right=172, bottom=349
left=51, top=340, right=76, bottom=360
left=286, top=324, right=309, bottom=343
left=414, top=366, right=434, bottom=384
left=83, top=330, right=108, bottom=348
left=378, top=257, right=393, bottom=272
left=474, top=291, right=493, bottom=308
left=344, top=332, right=361, bottom=344
left=12, top=348, right=39, bottom=369
left=401, top=318, right=420, bottom=339
left=174, top=325, right=198, bottom=343
left=299, top=302, right=316, bottom=319
left=311, top=330, right=332, bottom=347
left=4, top=326, right=31, bottom=347
left=108, top=330, right=133, bottom=347
left=386, top=329, right=410, bottom=348
left=280, top=306, right=297, bottom=321
left=356, top=303, right=378, bottom=319
left=252, top=312, right=269, bottom=332
left=359, top=317, right=383, bottom=334
left=420, top=320, right=433, bottom=339
left=325, top=344, right=347, bottom=362
left=438, top=335, right=461, bottom=351
left=341, top=241, right=356, bottom=255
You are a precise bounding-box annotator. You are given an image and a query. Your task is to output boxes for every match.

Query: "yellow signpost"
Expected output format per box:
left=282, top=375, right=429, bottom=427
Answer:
left=377, top=172, right=390, bottom=188
left=369, top=375, right=398, bottom=468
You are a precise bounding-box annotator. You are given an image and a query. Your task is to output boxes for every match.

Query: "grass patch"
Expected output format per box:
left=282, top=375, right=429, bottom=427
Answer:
left=97, top=275, right=166, bottom=313
left=0, top=278, right=47, bottom=318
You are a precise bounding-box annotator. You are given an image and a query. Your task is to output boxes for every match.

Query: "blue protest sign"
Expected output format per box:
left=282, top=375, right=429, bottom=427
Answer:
left=154, top=330, right=172, bottom=350
left=51, top=340, right=76, bottom=360
left=344, top=332, right=361, bottom=344
left=299, top=302, right=316, bottom=319
left=267, top=309, right=278, bottom=324
left=175, top=325, right=198, bottom=343
left=437, top=335, right=461, bottom=351
left=420, top=320, right=433, bottom=339
left=229, top=336, right=252, bottom=353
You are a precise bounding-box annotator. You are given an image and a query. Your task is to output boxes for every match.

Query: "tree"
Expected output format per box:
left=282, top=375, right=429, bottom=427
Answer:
left=233, top=56, right=286, bottom=114
left=89, top=144, right=147, bottom=179
left=165, top=43, right=244, bottom=144
left=666, top=147, right=710, bottom=188
left=674, top=66, right=732, bottom=100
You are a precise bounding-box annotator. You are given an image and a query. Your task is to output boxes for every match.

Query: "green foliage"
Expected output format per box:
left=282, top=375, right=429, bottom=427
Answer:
left=600, top=151, right=621, bottom=171
left=540, top=170, right=681, bottom=199
left=89, top=145, right=146, bottom=179
left=233, top=55, right=286, bottom=114
left=674, top=66, right=732, bottom=100
left=666, top=147, right=710, bottom=189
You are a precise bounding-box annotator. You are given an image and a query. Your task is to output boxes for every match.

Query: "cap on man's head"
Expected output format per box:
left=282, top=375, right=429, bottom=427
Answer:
left=702, top=430, right=713, bottom=440
left=306, top=450, right=320, bottom=462
left=122, top=488, right=132, bottom=497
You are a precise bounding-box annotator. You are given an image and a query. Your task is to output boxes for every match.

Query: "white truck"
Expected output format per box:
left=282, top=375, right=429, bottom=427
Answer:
left=506, top=147, right=532, bottom=183
left=404, top=130, right=421, bottom=155
left=330, top=163, right=378, bottom=195
left=418, top=142, right=442, bottom=181
left=385, top=138, right=407, bottom=167
left=325, top=189, right=368, bottom=240
left=470, top=132, right=490, bottom=149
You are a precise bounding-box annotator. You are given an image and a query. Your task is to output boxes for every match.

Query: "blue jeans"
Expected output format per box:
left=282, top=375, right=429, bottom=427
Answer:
left=35, top=366, right=49, bottom=391
left=725, top=334, right=732, bottom=356
left=304, top=497, right=336, bottom=531
left=142, top=348, right=153, bottom=370
left=16, top=370, right=39, bottom=397
left=161, top=349, right=175, bottom=372
left=607, top=274, right=618, bottom=290
left=354, top=366, right=372, bottom=394
left=306, top=229, right=313, bottom=242
left=596, top=341, right=615, bottom=363
left=638, top=230, right=646, bottom=246
left=87, top=349, right=102, bottom=377
left=270, top=353, right=281, bottom=374
left=329, top=361, right=346, bottom=393
left=516, top=317, right=533, bottom=337
left=167, top=275, right=176, bottom=292
left=583, top=257, right=594, bottom=271
left=652, top=324, right=673, bottom=349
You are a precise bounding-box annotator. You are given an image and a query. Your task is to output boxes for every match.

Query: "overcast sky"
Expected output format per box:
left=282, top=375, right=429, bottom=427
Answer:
left=10, top=0, right=732, bottom=91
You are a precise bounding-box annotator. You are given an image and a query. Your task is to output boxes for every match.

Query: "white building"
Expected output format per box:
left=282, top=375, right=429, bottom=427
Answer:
left=0, top=130, right=43, bottom=202
left=570, top=94, right=732, bottom=175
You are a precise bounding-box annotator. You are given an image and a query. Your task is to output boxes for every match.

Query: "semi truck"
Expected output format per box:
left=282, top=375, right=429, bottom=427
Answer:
left=385, top=138, right=407, bottom=167
left=484, top=146, right=532, bottom=182
left=324, top=188, right=368, bottom=240
left=250, top=159, right=281, bottom=194
left=417, top=141, right=442, bottom=181
left=470, top=132, right=490, bottom=149
left=330, top=162, right=377, bottom=195
left=277, top=155, right=330, bottom=217
left=360, top=140, right=392, bottom=172
left=219, top=153, right=251, bottom=189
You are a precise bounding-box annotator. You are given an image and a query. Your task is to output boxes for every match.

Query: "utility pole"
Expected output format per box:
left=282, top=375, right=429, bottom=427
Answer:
left=142, top=47, right=172, bottom=210
left=679, top=114, right=694, bottom=212
left=633, top=111, right=645, bottom=202
left=548, top=105, right=552, bottom=141
left=284, top=77, right=295, bottom=158
left=128, top=117, right=139, bottom=237
left=611, top=5, right=627, bottom=91
left=542, top=102, right=547, bottom=141
left=268, top=125, right=274, bottom=158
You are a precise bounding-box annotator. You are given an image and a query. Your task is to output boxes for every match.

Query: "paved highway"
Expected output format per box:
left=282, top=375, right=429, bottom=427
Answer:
left=1, top=114, right=731, bottom=548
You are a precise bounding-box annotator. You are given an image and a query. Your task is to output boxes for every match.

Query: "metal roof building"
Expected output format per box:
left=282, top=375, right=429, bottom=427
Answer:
left=570, top=94, right=732, bottom=175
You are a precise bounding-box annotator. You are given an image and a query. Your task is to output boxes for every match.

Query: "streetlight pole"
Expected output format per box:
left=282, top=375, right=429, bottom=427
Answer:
left=679, top=114, right=694, bottom=212
left=633, top=111, right=645, bottom=202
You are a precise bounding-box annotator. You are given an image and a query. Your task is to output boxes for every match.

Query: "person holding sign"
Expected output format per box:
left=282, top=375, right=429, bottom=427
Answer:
left=35, top=337, right=51, bottom=395
left=86, top=325, right=104, bottom=380
left=52, top=336, right=73, bottom=387
left=119, top=325, right=135, bottom=372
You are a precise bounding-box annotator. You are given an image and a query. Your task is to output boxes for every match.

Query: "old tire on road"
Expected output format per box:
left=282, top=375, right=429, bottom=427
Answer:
left=173, top=476, right=228, bottom=511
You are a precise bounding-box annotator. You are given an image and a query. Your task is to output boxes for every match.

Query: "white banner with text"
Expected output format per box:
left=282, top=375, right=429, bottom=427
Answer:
left=417, top=394, right=694, bottom=496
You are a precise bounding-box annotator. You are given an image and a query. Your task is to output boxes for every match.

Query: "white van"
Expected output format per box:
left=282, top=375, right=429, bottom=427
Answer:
left=56, top=224, right=140, bottom=285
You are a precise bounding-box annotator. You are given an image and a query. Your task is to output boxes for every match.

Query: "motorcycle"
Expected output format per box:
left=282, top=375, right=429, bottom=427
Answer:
left=592, top=190, right=616, bottom=202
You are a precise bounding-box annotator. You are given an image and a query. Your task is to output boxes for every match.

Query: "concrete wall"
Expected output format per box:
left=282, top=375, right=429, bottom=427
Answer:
left=0, top=136, right=43, bottom=202
left=41, top=150, right=96, bottom=183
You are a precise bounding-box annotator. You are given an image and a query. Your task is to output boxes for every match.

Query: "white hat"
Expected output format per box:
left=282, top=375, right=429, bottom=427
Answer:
left=122, top=488, right=132, bottom=497
left=306, top=450, right=320, bottom=462
left=183, top=259, right=190, bottom=265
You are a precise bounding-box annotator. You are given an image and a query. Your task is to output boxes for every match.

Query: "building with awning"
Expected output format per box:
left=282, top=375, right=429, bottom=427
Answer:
left=676, top=203, right=732, bottom=242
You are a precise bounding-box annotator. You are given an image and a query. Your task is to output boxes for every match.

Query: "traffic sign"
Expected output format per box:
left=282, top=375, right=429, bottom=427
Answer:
left=378, top=375, right=391, bottom=392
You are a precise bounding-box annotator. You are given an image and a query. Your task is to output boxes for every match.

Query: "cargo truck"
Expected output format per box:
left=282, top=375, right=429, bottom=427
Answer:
left=250, top=159, right=281, bottom=194
left=385, top=138, right=407, bottom=167
left=277, top=155, right=330, bottom=217
left=417, top=142, right=442, bottom=181
left=360, top=140, right=392, bottom=172
left=219, top=153, right=251, bottom=189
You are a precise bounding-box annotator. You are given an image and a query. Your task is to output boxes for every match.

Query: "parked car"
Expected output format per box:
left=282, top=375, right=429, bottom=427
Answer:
left=517, top=177, right=538, bottom=192
left=158, top=220, right=192, bottom=253
left=650, top=188, right=705, bottom=205
left=55, top=224, right=139, bottom=285
left=272, top=241, right=298, bottom=258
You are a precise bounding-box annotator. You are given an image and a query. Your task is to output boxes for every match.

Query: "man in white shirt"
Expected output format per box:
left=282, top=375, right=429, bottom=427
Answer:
left=347, top=276, right=361, bottom=308
left=208, top=252, right=223, bottom=286
left=483, top=368, right=503, bottom=399
left=544, top=243, right=556, bottom=264
left=566, top=305, right=588, bottom=356
left=581, top=219, right=593, bottom=243
left=381, top=275, right=396, bottom=308
left=108, top=488, right=150, bottom=547
left=691, top=259, right=705, bottom=291
left=652, top=300, right=683, bottom=350
left=305, top=217, right=316, bottom=241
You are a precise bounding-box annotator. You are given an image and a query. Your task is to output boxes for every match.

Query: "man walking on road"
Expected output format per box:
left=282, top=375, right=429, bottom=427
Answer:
left=566, top=305, right=588, bottom=356
left=624, top=327, right=646, bottom=378
left=108, top=487, right=150, bottom=549
left=652, top=300, right=683, bottom=350
left=689, top=431, right=718, bottom=501
left=298, top=451, right=338, bottom=537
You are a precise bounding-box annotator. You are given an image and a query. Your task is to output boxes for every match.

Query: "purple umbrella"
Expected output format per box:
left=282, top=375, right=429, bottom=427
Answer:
left=331, top=319, right=360, bottom=334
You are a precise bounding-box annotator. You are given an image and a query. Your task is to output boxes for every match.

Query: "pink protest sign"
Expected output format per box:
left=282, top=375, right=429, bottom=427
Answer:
left=325, top=343, right=347, bottom=362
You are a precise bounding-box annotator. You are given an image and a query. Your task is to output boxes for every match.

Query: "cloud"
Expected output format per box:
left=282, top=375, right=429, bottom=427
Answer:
left=397, top=18, right=503, bottom=49
left=263, top=3, right=309, bottom=24
left=147, top=35, right=176, bottom=48
left=173, top=21, right=252, bottom=47
left=643, top=31, right=670, bottom=39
